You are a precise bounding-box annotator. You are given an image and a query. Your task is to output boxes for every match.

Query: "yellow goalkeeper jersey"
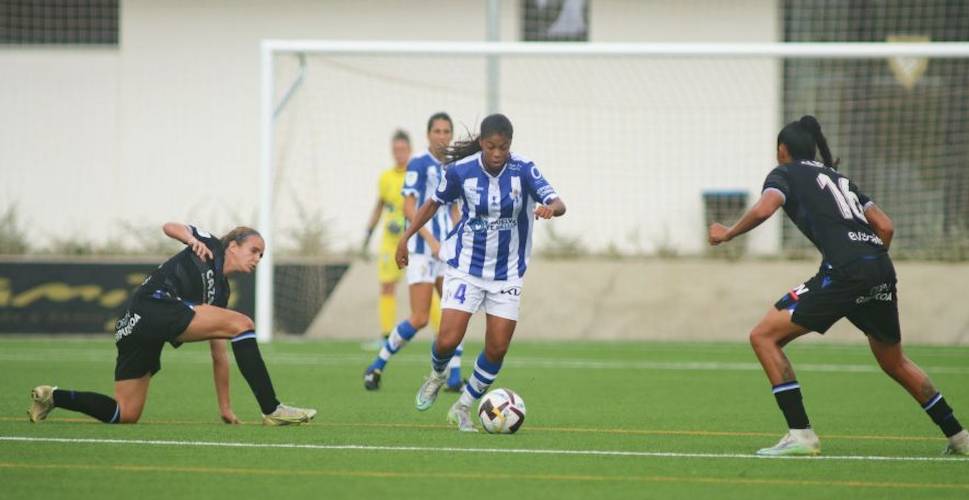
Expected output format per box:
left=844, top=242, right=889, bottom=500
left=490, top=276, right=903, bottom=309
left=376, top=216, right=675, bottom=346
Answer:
left=378, top=165, right=407, bottom=249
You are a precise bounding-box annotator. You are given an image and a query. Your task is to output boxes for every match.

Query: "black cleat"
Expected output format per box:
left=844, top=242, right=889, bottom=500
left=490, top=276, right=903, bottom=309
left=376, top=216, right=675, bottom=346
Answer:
left=364, top=368, right=382, bottom=391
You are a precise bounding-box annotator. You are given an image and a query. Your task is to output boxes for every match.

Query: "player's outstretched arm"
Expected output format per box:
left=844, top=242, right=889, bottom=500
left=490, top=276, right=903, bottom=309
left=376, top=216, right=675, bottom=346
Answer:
left=163, top=222, right=213, bottom=261
left=864, top=203, right=895, bottom=250
left=396, top=199, right=442, bottom=268
left=209, top=339, right=240, bottom=424
left=534, top=197, right=566, bottom=219
left=709, top=190, right=784, bottom=245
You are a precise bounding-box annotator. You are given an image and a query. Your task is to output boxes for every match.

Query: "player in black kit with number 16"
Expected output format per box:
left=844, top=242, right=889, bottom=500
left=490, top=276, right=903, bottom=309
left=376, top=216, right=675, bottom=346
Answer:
left=709, top=115, right=968, bottom=456
left=28, top=223, right=316, bottom=426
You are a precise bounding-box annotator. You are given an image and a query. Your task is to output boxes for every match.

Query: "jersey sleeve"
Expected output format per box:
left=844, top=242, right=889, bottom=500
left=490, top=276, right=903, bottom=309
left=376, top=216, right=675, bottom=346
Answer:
left=401, top=159, right=424, bottom=198
left=762, top=167, right=790, bottom=204
left=849, top=179, right=874, bottom=209
left=190, top=226, right=218, bottom=245
left=522, top=163, right=558, bottom=204
left=189, top=226, right=221, bottom=256
left=432, top=166, right=462, bottom=204
left=377, top=172, right=388, bottom=203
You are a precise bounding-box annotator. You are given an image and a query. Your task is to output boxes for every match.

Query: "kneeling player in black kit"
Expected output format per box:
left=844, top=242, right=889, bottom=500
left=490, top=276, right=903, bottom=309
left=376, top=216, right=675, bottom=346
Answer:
left=709, top=115, right=968, bottom=456
left=28, top=223, right=316, bottom=426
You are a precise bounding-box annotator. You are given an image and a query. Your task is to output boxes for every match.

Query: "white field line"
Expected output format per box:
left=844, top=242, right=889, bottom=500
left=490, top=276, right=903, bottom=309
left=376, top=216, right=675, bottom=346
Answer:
left=0, top=436, right=965, bottom=463
left=1, top=349, right=968, bottom=375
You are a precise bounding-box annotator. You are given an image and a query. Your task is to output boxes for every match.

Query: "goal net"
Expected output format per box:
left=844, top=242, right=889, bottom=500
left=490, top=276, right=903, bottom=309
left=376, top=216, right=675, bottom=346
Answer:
left=260, top=40, right=969, bottom=337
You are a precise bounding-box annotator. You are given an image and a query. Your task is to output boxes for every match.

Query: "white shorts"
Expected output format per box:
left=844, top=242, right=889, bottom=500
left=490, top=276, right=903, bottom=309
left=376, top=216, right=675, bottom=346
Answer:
left=440, top=266, right=523, bottom=321
left=406, top=253, right=445, bottom=285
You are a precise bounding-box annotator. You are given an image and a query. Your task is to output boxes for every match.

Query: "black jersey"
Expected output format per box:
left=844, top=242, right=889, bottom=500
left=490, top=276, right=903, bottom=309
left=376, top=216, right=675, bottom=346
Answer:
left=136, top=226, right=230, bottom=308
left=763, top=160, right=887, bottom=268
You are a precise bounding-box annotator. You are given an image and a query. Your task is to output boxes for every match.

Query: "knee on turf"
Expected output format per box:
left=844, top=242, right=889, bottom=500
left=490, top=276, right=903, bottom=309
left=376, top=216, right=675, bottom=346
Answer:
left=118, top=404, right=143, bottom=424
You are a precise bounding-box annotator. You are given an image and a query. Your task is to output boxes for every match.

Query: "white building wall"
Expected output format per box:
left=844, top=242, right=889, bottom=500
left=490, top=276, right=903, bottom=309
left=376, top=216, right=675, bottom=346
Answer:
left=0, top=0, right=777, bottom=254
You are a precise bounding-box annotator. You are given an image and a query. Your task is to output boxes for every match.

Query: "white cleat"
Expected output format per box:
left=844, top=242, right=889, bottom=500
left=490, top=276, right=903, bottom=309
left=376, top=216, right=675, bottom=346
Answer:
left=415, top=370, right=447, bottom=411
left=755, top=428, right=821, bottom=457
left=28, top=385, right=57, bottom=423
left=447, top=401, right=478, bottom=433
left=262, top=403, right=317, bottom=426
left=944, top=430, right=969, bottom=456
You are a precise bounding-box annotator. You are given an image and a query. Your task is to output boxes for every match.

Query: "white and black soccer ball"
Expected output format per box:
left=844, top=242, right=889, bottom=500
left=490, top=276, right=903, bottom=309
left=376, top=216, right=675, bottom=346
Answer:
left=477, top=388, right=526, bottom=434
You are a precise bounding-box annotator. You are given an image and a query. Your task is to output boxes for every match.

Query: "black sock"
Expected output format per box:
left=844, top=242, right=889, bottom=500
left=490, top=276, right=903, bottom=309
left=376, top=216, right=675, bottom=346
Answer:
left=231, top=332, right=281, bottom=414
left=923, top=393, right=964, bottom=438
left=52, top=389, right=119, bottom=423
left=772, top=381, right=810, bottom=429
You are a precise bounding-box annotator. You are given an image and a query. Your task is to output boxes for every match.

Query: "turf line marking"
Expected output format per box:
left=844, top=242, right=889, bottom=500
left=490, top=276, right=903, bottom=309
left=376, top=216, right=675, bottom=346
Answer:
left=0, top=462, right=966, bottom=490
left=3, top=349, right=968, bottom=375
left=1, top=436, right=964, bottom=463
left=0, top=418, right=945, bottom=442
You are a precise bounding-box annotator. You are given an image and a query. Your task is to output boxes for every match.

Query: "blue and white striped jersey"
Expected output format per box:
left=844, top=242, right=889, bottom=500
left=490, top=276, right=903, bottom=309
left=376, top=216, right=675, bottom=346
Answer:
left=402, top=150, right=454, bottom=256
left=433, top=152, right=558, bottom=281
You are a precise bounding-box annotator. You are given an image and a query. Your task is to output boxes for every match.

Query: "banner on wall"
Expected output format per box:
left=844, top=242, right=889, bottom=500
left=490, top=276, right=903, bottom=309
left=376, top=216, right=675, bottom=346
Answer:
left=0, top=260, right=348, bottom=335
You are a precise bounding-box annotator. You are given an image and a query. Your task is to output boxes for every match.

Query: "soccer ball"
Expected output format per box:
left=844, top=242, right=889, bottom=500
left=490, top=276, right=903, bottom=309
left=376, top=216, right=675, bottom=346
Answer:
left=477, top=388, right=526, bottom=434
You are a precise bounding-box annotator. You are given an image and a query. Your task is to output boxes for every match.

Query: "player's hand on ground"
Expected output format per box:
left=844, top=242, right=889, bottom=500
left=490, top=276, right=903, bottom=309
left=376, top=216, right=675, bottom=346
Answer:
left=395, top=240, right=409, bottom=269
left=534, top=205, right=555, bottom=220
left=186, top=237, right=213, bottom=261
left=220, top=408, right=240, bottom=424
left=708, top=223, right=731, bottom=246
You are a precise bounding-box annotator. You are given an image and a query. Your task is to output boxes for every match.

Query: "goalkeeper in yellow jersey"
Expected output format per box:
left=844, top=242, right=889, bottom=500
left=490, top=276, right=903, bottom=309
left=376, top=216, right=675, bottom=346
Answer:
left=362, top=130, right=437, bottom=345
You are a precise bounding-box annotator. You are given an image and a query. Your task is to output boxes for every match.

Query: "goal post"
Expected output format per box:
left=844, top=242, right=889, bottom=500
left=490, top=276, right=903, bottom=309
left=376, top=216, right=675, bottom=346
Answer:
left=257, top=40, right=969, bottom=341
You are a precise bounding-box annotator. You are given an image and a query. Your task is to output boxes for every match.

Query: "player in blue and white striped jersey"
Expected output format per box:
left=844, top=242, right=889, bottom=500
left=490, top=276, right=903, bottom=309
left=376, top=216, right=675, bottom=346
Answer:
left=396, top=114, right=566, bottom=431
left=364, top=112, right=466, bottom=392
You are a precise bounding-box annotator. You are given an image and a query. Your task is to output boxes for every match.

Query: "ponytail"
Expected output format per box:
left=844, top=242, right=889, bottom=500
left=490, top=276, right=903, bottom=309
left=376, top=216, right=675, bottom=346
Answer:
left=778, top=115, right=839, bottom=169
left=446, top=136, right=483, bottom=164
left=797, top=115, right=838, bottom=169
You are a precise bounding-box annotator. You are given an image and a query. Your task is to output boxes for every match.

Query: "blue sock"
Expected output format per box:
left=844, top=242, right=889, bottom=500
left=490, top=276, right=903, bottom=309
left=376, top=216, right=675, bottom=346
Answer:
left=431, top=344, right=454, bottom=375
left=370, top=320, right=419, bottom=371
left=458, top=352, right=503, bottom=407
left=447, top=342, right=464, bottom=386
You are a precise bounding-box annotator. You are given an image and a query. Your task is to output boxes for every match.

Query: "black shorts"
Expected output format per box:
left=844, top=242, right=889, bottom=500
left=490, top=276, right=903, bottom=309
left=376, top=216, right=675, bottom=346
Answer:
left=774, top=255, right=900, bottom=344
left=113, top=290, right=196, bottom=381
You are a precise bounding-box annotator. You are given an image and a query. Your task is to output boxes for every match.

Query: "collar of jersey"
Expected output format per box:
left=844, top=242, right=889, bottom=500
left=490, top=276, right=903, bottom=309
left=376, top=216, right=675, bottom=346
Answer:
left=478, top=155, right=507, bottom=179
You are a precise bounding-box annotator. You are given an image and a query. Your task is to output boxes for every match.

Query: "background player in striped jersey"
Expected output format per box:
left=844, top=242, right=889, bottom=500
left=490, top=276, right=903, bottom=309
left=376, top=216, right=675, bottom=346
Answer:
left=708, top=115, right=968, bottom=456
left=361, top=129, right=412, bottom=347
left=397, top=113, right=566, bottom=431
left=364, top=113, right=465, bottom=391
